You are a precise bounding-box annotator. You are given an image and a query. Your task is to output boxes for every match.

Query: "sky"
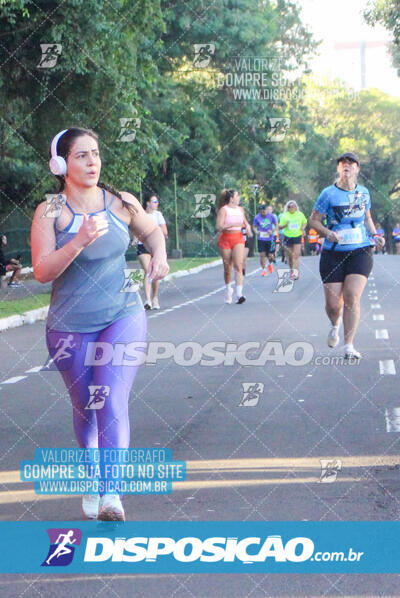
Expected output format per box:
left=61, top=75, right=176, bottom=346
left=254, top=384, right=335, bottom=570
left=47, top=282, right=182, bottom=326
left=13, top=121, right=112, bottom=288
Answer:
left=299, top=0, right=400, bottom=98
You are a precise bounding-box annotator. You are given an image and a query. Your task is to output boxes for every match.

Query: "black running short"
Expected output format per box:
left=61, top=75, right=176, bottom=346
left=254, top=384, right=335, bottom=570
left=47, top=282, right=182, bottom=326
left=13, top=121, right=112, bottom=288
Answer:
left=137, top=244, right=150, bottom=256
left=284, top=235, right=302, bottom=246
left=258, top=240, right=275, bottom=254
left=319, top=247, right=373, bottom=283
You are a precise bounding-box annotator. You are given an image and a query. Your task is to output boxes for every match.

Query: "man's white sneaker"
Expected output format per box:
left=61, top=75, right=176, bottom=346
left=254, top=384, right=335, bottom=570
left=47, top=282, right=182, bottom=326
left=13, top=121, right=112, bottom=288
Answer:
left=82, top=494, right=100, bottom=519
left=97, top=493, right=125, bottom=521
left=224, top=287, right=233, bottom=304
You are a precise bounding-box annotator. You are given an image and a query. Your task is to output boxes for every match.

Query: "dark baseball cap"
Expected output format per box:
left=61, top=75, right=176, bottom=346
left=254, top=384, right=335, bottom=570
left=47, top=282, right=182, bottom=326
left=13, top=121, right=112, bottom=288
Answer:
left=337, top=152, right=360, bottom=165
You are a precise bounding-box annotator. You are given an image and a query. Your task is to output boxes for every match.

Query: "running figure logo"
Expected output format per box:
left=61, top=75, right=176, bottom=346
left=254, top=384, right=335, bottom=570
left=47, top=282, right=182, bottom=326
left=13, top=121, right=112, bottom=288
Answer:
left=274, top=269, right=296, bottom=293
left=194, top=194, right=216, bottom=218
left=42, top=528, right=82, bottom=567
left=193, top=44, right=215, bottom=68
left=266, top=118, right=290, bottom=142
left=238, top=383, right=264, bottom=407
left=85, top=385, right=110, bottom=410
left=42, top=194, right=66, bottom=218
left=120, top=268, right=144, bottom=292
left=37, top=44, right=62, bottom=68
left=319, top=459, right=342, bottom=483
left=117, top=117, right=141, bottom=142
left=44, top=333, right=81, bottom=371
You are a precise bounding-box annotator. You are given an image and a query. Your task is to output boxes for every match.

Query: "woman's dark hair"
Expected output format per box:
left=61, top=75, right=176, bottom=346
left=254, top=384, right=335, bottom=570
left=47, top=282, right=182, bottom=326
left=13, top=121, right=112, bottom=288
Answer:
left=143, top=191, right=157, bottom=209
left=49, top=127, right=137, bottom=215
left=218, top=188, right=235, bottom=210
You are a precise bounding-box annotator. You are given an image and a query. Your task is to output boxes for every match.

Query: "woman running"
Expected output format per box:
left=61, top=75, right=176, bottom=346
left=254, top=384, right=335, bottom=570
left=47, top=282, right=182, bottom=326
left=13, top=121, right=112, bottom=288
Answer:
left=216, top=189, right=252, bottom=304
left=31, top=128, right=169, bottom=521
left=136, top=193, right=168, bottom=310
left=309, top=152, right=384, bottom=360
left=278, top=201, right=307, bottom=279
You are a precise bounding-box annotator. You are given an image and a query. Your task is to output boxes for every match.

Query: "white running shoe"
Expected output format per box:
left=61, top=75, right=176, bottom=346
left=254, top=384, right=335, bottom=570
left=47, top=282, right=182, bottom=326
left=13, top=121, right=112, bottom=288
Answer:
left=224, top=287, right=233, bottom=304
left=152, top=297, right=160, bottom=309
left=82, top=494, right=100, bottom=519
left=344, top=346, right=361, bottom=361
left=97, top=493, right=125, bottom=521
left=327, top=318, right=342, bottom=348
left=327, top=326, right=340, bottom=348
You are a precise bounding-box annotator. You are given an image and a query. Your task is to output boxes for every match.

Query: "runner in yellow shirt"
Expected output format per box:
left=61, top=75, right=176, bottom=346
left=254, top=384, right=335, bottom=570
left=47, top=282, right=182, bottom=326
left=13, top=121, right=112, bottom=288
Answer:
left=278, top=201, right=307, bottom=280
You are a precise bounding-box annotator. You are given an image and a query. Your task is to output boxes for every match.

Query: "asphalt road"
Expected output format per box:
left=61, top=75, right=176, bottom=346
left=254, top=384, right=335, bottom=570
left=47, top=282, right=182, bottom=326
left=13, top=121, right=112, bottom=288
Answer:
left=0, top=255, right=399, bottom=597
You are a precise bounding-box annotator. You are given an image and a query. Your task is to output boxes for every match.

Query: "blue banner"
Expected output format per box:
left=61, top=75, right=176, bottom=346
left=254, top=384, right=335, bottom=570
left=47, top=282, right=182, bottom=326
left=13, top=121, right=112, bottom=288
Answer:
left=0, top=522, right=399, bottom=573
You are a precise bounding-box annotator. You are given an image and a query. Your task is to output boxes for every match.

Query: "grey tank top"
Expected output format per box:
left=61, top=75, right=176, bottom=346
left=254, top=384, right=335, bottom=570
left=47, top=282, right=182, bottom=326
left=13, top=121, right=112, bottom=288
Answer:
left=47, top=189, right=143, bottom=332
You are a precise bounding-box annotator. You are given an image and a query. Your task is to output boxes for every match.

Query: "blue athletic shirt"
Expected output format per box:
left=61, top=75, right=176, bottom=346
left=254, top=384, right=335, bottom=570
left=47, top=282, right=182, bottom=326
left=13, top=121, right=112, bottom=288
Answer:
left=47, top=189, right=143, bottom=332
left=314, top=184, right=372, bottom=252
left=393, top=227, right=400, bottom=241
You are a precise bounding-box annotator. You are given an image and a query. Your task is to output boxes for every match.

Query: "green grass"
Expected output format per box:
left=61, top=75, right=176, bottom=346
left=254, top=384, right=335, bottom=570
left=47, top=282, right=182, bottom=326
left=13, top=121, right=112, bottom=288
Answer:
left=0, top=293, right=51, bottom=319
left=167, top=256, right=219, bottom=274
left=0, top=257, right=219, bottom=320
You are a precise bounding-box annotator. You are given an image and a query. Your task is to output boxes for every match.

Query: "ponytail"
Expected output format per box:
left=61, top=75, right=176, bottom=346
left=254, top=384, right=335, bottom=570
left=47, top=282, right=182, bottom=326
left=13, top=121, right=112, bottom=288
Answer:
left=218, top=188, right=235, bottom=210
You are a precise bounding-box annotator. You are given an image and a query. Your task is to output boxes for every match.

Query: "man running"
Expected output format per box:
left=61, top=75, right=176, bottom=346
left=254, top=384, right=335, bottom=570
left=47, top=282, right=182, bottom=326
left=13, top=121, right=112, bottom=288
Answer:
left=253, top=204, right=277, bottom=276
left=309, top=152, right=385, bottom=360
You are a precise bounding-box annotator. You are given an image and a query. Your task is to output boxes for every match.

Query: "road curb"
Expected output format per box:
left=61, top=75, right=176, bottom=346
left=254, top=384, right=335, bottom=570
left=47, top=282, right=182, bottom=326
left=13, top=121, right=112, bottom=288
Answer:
left=0, top=259, right=222, bottom=332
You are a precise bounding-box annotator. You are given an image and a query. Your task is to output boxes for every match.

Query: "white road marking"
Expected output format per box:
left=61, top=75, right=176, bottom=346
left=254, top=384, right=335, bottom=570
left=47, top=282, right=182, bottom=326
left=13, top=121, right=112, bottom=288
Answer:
left=2, top=376, right=27, bottom=384
left=149, top=268, right=260, bottom=319
left=373, top=314, right=385, bottom=321
left=371, top=304, right=381, bottom=309
left=2, top=269, right=262, bottom=386
left=375, top=330, right=389, bottom=340
left=379, top=360, right=396, bottom=375
left=385, top=408, right=400, bottom=432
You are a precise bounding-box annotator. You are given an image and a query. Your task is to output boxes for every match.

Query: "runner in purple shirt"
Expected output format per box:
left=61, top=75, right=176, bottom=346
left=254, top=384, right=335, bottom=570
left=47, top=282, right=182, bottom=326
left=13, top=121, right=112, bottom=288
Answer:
left=253, top=205, right=277, bottom=276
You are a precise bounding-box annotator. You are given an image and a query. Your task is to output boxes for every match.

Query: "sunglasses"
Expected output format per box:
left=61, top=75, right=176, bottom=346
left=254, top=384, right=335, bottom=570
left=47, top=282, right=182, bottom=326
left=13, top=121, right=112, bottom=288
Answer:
left=151, top=199, right=159, bottom=203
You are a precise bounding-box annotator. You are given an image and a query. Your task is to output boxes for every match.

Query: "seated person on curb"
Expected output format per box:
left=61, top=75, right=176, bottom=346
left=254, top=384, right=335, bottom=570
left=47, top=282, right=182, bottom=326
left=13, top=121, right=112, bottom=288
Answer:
left=0, top=234, right=22, bottom=287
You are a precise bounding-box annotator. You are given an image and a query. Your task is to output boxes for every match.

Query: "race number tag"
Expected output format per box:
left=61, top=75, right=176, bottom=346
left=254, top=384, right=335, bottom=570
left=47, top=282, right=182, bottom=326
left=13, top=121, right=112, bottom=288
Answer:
left=259, top=231, right=270, bottom=239
left=288, top=222, right=298, bottom=230
left=337, top=227, right=363, bottom=245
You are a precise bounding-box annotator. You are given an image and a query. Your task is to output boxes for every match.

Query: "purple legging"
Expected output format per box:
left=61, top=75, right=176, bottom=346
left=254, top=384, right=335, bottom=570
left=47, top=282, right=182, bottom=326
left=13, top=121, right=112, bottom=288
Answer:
left=46, top=312, right=147, bottom=451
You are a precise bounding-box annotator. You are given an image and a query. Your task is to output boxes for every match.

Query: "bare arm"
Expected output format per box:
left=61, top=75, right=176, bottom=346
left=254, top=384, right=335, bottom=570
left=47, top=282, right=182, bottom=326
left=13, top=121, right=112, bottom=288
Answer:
left=308, top=209, right=339, bottom=243
left=241, top=208, right=253, bottom=237
left=122, top=192, right=169, bottom=280
left=278, top=216, right=286, bottom=230
left=31, top=202, right=108, bottom=284
left=216, top=207, right=227, bottom=232
left=365, top=210, right=385, bottom=247
left=160, top=223, right=168, bottom=238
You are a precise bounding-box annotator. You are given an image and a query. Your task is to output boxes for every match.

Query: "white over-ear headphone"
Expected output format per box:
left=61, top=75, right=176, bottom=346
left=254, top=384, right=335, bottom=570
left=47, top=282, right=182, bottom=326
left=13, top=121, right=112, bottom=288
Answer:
left=49, top=129, right=68, bottom=176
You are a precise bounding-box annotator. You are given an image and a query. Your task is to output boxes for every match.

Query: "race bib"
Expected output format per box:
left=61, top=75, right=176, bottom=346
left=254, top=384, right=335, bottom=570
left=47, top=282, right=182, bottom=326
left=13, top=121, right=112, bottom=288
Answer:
left=337, top=227, right=363, bottom=245
left=259, top=231, right=270, bottom=239
left=288, top=222, right=298, bottom=230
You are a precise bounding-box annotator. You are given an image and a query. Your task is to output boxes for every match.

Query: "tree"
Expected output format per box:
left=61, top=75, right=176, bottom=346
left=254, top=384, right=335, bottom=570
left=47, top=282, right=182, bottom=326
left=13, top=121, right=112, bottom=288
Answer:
left=365, top=0, right=400, bottom=73
left=303, top=76, right=400, bottom=227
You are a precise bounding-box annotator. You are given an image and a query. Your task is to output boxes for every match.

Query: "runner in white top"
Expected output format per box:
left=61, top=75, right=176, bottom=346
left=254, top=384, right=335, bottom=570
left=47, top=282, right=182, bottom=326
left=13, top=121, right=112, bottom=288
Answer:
left=136, top=194, right=168, bottom=309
